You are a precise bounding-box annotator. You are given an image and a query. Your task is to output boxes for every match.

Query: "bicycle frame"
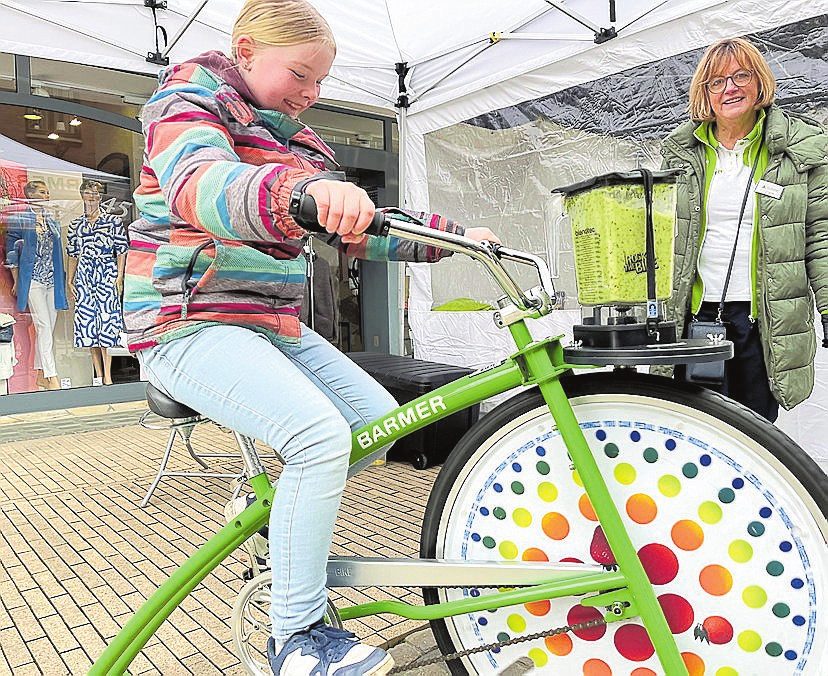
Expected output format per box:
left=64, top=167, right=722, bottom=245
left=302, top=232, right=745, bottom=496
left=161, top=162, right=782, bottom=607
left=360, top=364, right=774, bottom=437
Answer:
left=91, top=218, right=689, bottom=675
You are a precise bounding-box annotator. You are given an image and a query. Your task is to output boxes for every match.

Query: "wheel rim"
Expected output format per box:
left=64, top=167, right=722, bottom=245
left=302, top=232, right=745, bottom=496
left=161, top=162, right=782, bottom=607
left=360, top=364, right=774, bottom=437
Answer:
left=433, top=394, right=828, bottom=674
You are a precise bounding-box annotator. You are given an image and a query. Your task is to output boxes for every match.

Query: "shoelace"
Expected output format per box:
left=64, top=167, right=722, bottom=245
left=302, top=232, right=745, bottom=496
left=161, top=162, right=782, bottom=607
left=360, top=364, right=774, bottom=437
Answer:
left=298, top=622, right=359, bottom=667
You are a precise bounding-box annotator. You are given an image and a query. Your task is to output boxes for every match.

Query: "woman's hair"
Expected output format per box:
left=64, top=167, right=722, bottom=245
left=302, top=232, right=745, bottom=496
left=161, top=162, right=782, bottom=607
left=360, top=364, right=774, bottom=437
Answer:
left=79, top=179, right=104, bottom=195
left=231, top=0, right=336, bottom=60
left=23, top=180, right=47, bottom=199
left=687, top=37, right=776, bottom=121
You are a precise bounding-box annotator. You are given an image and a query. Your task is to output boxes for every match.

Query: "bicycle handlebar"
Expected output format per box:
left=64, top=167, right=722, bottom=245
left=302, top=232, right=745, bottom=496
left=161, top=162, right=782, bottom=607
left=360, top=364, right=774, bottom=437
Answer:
left=289, top=193, right=557, bottom=315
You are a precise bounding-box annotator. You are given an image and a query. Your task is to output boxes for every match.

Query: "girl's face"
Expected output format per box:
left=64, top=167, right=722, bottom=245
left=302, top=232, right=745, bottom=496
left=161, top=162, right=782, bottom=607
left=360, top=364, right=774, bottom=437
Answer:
left=238, top=39, right=334, bottom=118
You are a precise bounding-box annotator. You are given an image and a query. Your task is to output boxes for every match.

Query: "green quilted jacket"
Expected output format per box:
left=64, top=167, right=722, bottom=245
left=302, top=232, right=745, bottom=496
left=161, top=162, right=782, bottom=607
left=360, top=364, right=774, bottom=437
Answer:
left=657, top=105, right=828, bottom=409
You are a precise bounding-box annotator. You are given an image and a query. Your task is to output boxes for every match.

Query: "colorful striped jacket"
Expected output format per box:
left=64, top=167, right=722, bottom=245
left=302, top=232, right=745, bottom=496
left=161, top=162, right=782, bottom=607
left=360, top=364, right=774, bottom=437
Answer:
left=123, top=52, right=460, bottom=351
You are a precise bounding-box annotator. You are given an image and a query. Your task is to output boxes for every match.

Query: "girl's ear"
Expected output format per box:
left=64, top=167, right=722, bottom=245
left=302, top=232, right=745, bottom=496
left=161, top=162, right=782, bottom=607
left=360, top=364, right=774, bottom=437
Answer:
left=235, top=35, right=255, bottom=68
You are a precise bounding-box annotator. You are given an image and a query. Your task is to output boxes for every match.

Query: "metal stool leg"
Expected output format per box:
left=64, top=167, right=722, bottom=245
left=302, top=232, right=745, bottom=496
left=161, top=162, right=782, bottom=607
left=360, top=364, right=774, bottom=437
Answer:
left=141, top=428, right=178, bottom=507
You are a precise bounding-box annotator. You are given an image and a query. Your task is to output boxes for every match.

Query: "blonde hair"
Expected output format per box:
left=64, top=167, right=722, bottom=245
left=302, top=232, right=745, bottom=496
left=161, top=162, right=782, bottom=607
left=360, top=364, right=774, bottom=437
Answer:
left=688, top=37, right=776, bottom=122
left=231, top=0, right=336, bottom=59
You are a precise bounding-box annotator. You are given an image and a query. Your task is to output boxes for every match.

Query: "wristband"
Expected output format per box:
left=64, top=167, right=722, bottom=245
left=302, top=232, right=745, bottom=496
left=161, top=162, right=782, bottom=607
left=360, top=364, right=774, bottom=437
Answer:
left=288, top=171, right=345, bottom=219
left=822, top=314, right=828, bottom=348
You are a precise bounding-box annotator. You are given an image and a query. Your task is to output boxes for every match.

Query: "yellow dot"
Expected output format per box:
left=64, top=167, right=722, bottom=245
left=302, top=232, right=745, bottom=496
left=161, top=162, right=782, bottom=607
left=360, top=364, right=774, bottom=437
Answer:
left=658, top=474, right=681, bottom=497
left=538, top=482, right=558, bottom=502
left=571, top=469, right=584, bottom=487
left=614, top=462, right=636, bottom=485
left=499, top=540, right=518, bottom=560
left=528, top=647, right=548, bottom=668
left=698, top=501, right=723, bottom=524
left=728, top=539, right=753, bottom=563
left=512, top=508, right=532, bottom=528
left=716, top=669, right=738, bottom=676
left=507, top=613, right=526, bottom=633
left=737, top=630, right=762, bottom=652
left=742, top=585, right=767, bottom=608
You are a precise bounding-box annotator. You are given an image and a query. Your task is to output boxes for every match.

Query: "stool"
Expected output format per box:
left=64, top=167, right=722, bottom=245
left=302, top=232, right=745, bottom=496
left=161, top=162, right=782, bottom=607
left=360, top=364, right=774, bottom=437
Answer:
left=139, top=383, right=254, bottom=507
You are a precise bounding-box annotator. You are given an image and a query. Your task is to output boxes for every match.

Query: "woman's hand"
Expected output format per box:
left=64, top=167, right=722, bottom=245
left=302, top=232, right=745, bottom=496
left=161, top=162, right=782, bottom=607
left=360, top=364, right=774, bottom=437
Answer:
left=304, top=180, right=376, bottom=244
left=464, top=227, right=501, bottom=245
left=68, top=284, right=76, bottom=303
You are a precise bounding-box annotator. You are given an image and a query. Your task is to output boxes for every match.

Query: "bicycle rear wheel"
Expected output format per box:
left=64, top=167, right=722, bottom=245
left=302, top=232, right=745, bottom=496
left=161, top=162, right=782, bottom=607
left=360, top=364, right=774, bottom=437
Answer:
left=421, top=372, right=828, bottom=674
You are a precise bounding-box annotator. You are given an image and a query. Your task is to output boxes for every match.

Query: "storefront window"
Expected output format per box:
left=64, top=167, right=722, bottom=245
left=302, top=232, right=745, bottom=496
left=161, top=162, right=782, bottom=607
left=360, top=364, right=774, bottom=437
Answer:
left=302, top=108, right=386, bottom=149
left=0, top=53, right=14, bottom=92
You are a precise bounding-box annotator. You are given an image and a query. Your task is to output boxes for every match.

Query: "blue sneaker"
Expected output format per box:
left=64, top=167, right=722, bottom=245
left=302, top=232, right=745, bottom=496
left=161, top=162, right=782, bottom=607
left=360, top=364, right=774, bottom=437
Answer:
left=267, top=621, right=394, bottom=675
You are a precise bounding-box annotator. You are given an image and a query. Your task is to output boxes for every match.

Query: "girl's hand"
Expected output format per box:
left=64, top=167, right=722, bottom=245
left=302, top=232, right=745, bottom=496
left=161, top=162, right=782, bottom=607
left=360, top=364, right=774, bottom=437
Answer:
left=304, top=180, right=376, bottom=244
left=464, top=227, right=501, bottom=245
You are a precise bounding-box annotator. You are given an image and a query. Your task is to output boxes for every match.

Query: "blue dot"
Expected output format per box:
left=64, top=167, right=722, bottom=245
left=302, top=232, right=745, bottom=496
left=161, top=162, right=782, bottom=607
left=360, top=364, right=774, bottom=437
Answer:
left=759, top=507, right=772, bottom=518
left=732, top=477, right=745, bottom=489
left=492, top=647, right=501, bottom=653
left=493, top=483, right=503, bottom=493
left=791, top=578, right=804, bottom=590
left=700, top=454, right=711, bottom=466
left=478, top=616, right=487, bottom=625
left=470, top=588, right=480, bottom=597
left=630, top=430, right=641, bottom=442
left=666, top=439, right=677, bottom=451
left=480, top=507, right=489, bottom=516
left=471, top=533, right=481, bottom=542
left=784, top=650, right=797, bottom=661
left=536, top=446, right=546, bottom=456
left=780, top=541, right=792, bottom=552
left=793, top=615, right=805, bottom=626
left=595, top=430, right=606, bottom=441
left=511, top=462, right=522, bottom=472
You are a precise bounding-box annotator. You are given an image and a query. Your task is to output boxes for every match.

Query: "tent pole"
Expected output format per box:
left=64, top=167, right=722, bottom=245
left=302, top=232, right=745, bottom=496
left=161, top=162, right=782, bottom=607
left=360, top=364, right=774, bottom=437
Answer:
left=163, top=0, right=210, bottom=58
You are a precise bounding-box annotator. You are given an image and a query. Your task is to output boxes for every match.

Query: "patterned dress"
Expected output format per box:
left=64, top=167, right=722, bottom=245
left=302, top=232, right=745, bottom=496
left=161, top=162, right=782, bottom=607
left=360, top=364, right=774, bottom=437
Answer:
left=66, top=214, right=129, bottom=348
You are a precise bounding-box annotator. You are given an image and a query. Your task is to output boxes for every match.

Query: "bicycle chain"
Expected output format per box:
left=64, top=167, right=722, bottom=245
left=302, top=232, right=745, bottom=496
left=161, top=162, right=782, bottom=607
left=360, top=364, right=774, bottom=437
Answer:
left=387, top=617, right=607, bottom=674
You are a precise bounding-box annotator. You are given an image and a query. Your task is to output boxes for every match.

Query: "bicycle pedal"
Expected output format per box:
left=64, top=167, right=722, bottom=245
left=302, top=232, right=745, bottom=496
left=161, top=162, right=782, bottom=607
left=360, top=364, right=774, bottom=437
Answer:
left=242, top=567, right=255, bottom=581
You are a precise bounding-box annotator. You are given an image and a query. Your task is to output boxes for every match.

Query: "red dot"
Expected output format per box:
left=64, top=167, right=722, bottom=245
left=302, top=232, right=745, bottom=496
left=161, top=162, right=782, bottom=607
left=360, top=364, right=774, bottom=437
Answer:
left=566, top=605, right=606, bottom=641
left=658, top=593, right=694, bottom=634
left=613, top=623, right=655, bottom=661
left=637, top=543, right=679, bottom=585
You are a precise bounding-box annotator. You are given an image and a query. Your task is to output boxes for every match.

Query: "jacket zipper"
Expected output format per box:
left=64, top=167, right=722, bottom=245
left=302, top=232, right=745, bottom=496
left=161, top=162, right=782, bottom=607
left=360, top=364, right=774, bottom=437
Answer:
left=181, top=240, right=213, bottom=320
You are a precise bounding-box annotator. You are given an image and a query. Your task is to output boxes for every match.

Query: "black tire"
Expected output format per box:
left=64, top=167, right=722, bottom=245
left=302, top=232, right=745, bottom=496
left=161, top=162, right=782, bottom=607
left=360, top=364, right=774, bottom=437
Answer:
left=421, top=371, right=828, bottom=675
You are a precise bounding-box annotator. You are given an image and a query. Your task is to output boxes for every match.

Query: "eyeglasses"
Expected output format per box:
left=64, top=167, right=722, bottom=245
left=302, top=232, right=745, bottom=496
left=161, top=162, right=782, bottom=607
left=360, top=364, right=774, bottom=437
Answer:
left=706, top=69, right=753, bottom=94
left=80, top=191, right=101, bottom=197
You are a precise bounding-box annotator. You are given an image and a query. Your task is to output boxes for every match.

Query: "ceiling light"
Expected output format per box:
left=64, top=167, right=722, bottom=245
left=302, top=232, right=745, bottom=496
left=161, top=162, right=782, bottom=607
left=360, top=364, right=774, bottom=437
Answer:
left=69, top=116, right=82, bottom=126
left=23, top=109, right=42, bottom=120
left=47, top=132, right=60, bottom=140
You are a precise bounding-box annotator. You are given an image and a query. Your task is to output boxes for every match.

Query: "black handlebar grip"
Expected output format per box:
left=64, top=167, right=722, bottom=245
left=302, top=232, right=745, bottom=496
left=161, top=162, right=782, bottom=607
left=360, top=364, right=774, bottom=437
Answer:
left=289, top=193, right=390, bottom=237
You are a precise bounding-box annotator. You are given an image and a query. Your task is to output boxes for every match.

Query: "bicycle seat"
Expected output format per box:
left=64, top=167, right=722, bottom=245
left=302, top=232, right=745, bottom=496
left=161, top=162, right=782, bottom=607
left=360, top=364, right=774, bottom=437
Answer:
left=145, top=383, right=200, bottom=419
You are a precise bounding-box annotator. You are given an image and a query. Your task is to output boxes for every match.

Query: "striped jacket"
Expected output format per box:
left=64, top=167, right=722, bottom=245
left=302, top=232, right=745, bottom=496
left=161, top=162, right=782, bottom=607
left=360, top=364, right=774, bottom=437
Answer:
left=124, top=52, right=460, bottom=351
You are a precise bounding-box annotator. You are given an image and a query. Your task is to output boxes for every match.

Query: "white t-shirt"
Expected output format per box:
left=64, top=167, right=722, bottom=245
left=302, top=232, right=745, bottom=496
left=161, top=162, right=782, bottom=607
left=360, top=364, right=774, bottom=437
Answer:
left=697, top=139, right=757, bottom=302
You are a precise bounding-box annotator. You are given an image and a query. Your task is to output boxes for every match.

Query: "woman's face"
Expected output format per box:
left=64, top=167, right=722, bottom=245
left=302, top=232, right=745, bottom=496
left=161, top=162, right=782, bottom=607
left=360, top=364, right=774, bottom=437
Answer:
left=239, top=40, right=334, bottom=118
left=81, top=188, right=101, bottom=213
left=707, top=55, right=759, bottom=127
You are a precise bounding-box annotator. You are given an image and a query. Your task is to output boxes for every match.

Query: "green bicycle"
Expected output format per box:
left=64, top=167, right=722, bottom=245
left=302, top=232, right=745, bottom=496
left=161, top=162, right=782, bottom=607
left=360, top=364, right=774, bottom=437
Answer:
left=92, top=200, right=828, bottom=675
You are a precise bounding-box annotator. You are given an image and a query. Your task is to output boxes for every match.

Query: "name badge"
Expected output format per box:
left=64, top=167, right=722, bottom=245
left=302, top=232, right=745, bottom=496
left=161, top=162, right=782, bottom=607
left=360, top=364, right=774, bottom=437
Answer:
left=756, top=180, right=784, bottom=199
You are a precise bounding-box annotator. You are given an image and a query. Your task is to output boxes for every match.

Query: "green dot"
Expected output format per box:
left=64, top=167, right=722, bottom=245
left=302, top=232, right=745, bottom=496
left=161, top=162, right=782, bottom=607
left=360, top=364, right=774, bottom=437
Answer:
left=507, top=613, right=526, bottom=632
left=536, top=461, right=550, bottom=475
left=658, top=475, right=681, bottom=497
left=643, top=447, right=659, bottom=463
left=747, top=521, right=765, bottom=537
left=512, top=508, right=532, bottom=528
left=493, top=507, right=506, bottom=520
left=604, top=443, right=619, bottom=458
left=719, top=488, right=736, bottom=503
left=614, top=463, right=636, bottom=485
left=538, top=482, right=558, bottom=502
left=742, top=585, right=767, bottom=608
left=499, top=541, right=518, bottom=560
left=497, top=632, right=510, bottom=642
left=765, top=642, right=783, bottom=657
left=738, top=630, right=762, bottom=652
left=699, top=501, right=722, bottom=524
left=772, top=602, right=790, bottom=618
left=482, top=536, right=496, bottom=549
left=682, top=462, right=698, bottom=478
left=511, top=481, right=525, bottom=495
left=728, top=539, right=753, bottom=563
left=766, top=561, right=784, bottom=576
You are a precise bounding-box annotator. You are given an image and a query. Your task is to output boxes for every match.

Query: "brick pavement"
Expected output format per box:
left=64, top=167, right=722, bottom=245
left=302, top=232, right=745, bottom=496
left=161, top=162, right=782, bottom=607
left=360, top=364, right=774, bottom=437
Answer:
left=0, top=409, right=445, bottom=675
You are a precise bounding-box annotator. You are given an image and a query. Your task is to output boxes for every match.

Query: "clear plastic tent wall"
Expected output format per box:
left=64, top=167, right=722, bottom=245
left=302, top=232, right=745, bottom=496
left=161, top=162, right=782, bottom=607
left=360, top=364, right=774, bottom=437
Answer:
left=411, top=16, right=828, bottom=460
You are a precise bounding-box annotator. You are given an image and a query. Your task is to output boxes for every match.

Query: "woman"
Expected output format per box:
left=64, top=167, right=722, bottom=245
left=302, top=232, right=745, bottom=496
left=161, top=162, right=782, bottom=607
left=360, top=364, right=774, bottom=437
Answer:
left=4, top=180, right=67, bottom=390
left=122, top=1, right=497, bottom=674
left=659, top=37, right=828, bottom=421
left=66, top=180, right=128, bottom=385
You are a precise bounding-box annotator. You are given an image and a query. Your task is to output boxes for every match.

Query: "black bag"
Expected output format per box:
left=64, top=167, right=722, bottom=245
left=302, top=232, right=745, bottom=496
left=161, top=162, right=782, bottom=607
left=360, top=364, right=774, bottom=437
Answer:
left=684, top=320, right=727, bottom=384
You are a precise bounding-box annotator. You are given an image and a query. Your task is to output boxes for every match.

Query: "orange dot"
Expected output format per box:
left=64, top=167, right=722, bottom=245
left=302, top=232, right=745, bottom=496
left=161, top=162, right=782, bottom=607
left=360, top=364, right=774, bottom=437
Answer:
left=699, top=564, right=733, bottom=596
left=524, top=599, right=551, bottom=616
left=631, top=670, right=657, bottom=676
left=671, top=519, right=704, bottom=551
left=579, top=493, right=598, bottom=521
left=522, top=547, right=549, bottom=562
left=626, top=493, right=658, bottom=524
left=542, top=512, right=570, bottom=540
left=583, top=658, right=612, bottom=676
left=681, top=651, right=705, bottom=676
left=544, top=632, right=573, bottom=656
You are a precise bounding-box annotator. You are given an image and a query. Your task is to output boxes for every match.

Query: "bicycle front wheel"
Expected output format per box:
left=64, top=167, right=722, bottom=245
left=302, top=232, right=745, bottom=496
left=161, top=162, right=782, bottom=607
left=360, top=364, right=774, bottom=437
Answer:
left=421, top=372, right=828, bottom=674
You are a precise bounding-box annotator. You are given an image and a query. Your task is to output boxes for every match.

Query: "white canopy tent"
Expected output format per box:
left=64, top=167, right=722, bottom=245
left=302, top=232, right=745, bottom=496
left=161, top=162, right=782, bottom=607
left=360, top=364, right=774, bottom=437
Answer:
left=1, top=0, right=826, bottom=463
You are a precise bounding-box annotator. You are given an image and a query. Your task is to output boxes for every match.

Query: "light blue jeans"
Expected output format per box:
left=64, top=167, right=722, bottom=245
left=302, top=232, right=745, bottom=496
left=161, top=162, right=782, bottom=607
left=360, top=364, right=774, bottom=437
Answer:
left=137, top=324, right=397, bottom=643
